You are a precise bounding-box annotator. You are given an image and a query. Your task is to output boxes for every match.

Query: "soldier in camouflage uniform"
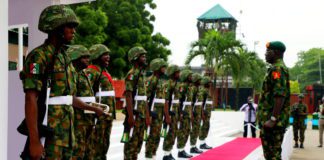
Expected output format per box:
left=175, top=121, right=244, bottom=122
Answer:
left=177, top=70, right=194, bottom=158
left=257, top=41, right=290, bottom=160
left=162, top=65, right=181, bottom=160
left=145, top=58, right=168, bottom=159
left=66, top=45, right=97, bottom=159
left=85, top=44, right=116, bottom=160
left=291, top=94, right=308, bottom=148
left=20, top=5, right=104, bottom=160
left=189, top=73, right=204, bottom=154
left=123, top=46, right=151, bottom=160
left=199, top=76, right=213, bottom=150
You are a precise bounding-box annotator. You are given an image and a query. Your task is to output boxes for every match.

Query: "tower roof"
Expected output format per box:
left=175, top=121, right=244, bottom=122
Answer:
left=198, top=4, right=237, bottom=22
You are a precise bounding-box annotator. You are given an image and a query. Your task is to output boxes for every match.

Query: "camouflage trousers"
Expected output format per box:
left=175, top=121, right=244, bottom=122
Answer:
left=199, top=113, right=211, bottom=141
left=45, top=143, right=73, bottom=160
left=124, top=117, right=145, bottom=160
left=72, top=124, right=94, bottom=160
left=177, top=116, right=191, bottom=149
left=293, top=120, right=306, bottom=143
left=260, top=127, right=285, bottom=160
left=88, top=116, right=113, bottom=160
left=162, top=115, right=178, bottom=151
left=145, top=106, right=163, bottom=158
left=190, top=113, right=202, bottom=146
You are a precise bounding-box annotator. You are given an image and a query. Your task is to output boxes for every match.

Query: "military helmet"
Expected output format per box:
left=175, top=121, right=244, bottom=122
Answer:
left=298, top=94, right=304, bottom=98
left=166, top=65, right=180, bottom=76
left=89, top=44, right=111, bottom=61
left=66, top=45, right=90, bottom=61
left=150, top=58, right=168, bottom=72
left=180, top=70, right=193, bottom=82
left=192, top=73, right=202, bottom=83
left=38, top=5, right=79, bottom=33
left=201, top=76, right=211, bottom=85
left=128, top=46, right=147, bottom=62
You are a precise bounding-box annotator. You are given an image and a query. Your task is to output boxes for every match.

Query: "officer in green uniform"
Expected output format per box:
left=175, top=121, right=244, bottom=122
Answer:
left=66, top=45, right=97, bottom=159
left=20, top=5, right=105, bottom=159
left=145, top=58, right=168, bottom=159
left=291, top=94, right=308, bottom=148
left=198, top=76, right=213, bottom=150
left=85, top=44, right=116, bottom=160
left=123, top=46, right=151, bottom=160
left=177, top=70, right=194, bottom=158
left=257, top=41, right=290, bottom=160
left=162, top=65, right=181, bottom=160
left=189, top=73, right=204, bottom=154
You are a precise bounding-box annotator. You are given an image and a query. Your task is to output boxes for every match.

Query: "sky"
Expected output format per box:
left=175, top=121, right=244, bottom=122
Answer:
left=151, top=0, right=324, bottom=68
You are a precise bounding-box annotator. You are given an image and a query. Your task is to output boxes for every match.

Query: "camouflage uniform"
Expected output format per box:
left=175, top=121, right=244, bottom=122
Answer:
left=123, top=47, right=148, bottom=160
left=20, top=5, right=79, bottom=159
left=291, top=102, right=308, bottom=145
left=257, top=59, right=290, bottom=160
left=177, top=71, right=193, bottom=150
left=199, top=78, right=213, bottom=142
left=85, top=44, right=115, bottom=160
left=162, top=65, right=181, bottom=153
left=66, top=45, right=96, bottom=159
left=190, top=76, right=204, bottom=147
left=145, top=59, right=168, bottom=158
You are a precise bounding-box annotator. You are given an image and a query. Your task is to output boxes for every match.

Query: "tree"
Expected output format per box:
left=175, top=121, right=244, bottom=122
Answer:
left=185, top=30, right=242, bottom=107
left=290, top=48, right=324, bottom=90
left=290, top=80, right=300, bottom=94
left=73, top=0, right=171, bottom=78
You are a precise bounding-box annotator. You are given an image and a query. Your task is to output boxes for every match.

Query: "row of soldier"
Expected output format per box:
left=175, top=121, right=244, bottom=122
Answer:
left=20, top=5, right=214, bottom=160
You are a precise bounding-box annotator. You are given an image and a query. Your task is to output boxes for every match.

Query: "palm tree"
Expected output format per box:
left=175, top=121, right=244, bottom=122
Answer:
left=185, top=30, right=242, bottom=108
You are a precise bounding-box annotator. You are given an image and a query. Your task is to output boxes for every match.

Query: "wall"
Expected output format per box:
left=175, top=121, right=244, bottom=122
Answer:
left=211, top=111, right=245, bottom=132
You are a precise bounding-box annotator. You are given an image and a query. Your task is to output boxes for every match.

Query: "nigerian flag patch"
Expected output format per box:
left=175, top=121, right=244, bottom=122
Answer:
left=30, top=63, right=40, bottom=74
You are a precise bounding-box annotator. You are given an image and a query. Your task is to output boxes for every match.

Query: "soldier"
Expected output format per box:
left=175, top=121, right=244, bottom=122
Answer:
left=162, top=65, right=181, bottom=160
left=189, top=73, right=204, bottom=154
left=257, top=41, right=290, bottom=160
left=177, top=70, right=194, bottom=158
left=66, top=45, right=97, bottom=159
left=145, top=58, right=168, bottom=159
left=20, top=5, right=105, bottom=159
left=123, top=46, right=151, bottom=160
left=85, top=44, right=116, bottom=159
left=198, top=76, right=213, bottom=150
left=291, top=94, right=308, bottom=148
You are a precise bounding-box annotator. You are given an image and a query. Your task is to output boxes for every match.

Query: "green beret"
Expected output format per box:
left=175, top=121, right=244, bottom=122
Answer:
left=266, top=41, right=286, bottom=53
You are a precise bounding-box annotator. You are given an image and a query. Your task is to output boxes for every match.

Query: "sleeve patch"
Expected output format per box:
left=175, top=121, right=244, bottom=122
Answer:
left=127, top=74, right=134, bottom=80
left=272, top=71, right=281, bottom=80
left=30, top=63, right=40, bottom=74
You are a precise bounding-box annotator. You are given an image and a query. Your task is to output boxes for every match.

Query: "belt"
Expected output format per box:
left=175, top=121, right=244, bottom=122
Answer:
left=96, top=90, right=115, bottom=97
left=134, top=95, right=147, bottom=101
left=154, top=98, right=165, bottom=104
left=206, top=101, right=213, bottom=105
left=183, top=101, right=191, bottom=106
left=48, top=96, right=73, bottom=105
left=78, top=96, right=96, bottom=103
left=195, top=102, right=203, bottom=106
left=172, top=99, right=179, bottom=104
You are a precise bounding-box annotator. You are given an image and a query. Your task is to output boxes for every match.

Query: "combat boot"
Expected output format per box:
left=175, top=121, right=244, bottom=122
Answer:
left=200, top=143, right=212, bottom=150
left=294, top=142, right=299, bottom=148
left=190, top=147, right=203, bottom=154
left=163, top=154, right=175, bottom=160
left=178, top=150, right=193, bottom=158
left=300, top=143, right=304, bottom=149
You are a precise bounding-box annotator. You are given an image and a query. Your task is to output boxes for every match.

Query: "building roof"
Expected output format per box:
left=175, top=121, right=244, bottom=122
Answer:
left=197, top=4, right=237, bottom=22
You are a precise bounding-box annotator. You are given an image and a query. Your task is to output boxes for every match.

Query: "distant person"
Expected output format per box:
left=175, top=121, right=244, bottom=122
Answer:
left=257, top=41, right=290, bottom=160
left=291, top=94, right=308, bottom=148
left=240, top=96, right=257, bottom=138
left=318, top=97, right=324, bottom=148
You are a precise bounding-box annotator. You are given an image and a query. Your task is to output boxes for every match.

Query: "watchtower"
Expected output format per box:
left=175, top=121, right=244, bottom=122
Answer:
left=197, top=4, right=237, bottom=39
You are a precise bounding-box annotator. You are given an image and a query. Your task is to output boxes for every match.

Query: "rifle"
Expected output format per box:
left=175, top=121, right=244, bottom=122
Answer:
left=161, top=80, right=177, bottom=137
left=121, top=69, right=142, bottom=143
